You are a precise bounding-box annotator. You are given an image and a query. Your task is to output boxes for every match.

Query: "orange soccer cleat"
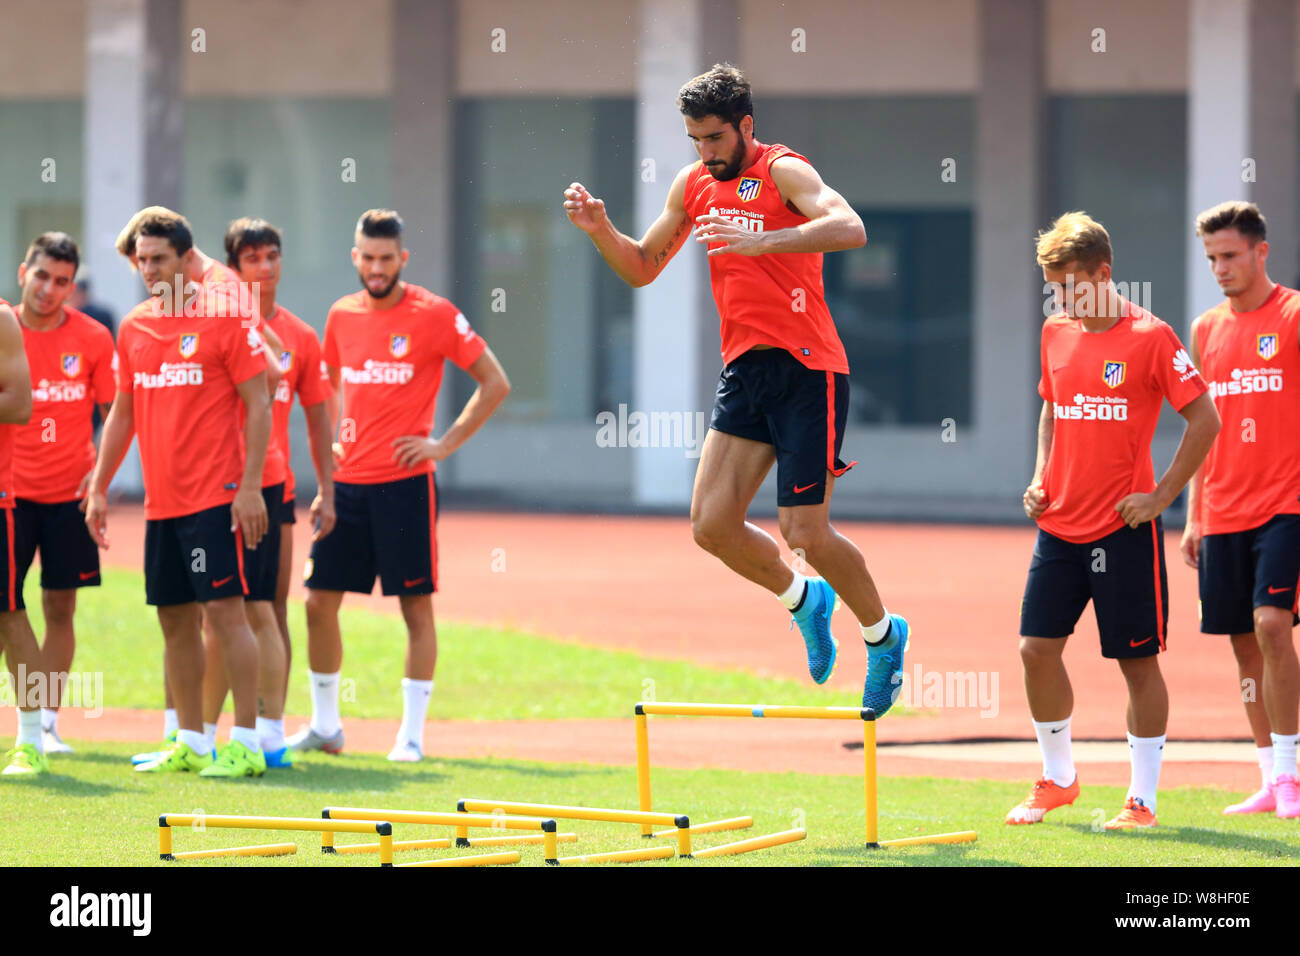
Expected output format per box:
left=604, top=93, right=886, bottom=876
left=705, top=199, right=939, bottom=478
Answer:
left=1104, top=796, right=1157, bottom=829
left=1005, top=775, right=1079, bottom=825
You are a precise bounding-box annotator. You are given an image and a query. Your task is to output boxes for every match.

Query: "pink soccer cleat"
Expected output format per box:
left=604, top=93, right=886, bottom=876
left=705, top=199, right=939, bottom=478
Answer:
left=1274, top=775, right=1300, bottom=819
left=1223, top=785, right=1275, bottom=815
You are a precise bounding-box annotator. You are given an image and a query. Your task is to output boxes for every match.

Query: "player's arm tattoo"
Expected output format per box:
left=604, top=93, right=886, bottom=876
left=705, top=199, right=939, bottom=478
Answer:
left=651, top=215, right=690, bottom=269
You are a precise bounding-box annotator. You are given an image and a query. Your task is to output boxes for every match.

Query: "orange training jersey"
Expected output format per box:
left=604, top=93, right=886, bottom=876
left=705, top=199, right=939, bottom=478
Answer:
left=0, top=298, right=14, bottom=509
left=1037, top=303, right=1207, bottom=543
left=1194, top=284, right=1300, bottom=534
left=266, top=305, right=332, bottom=502
left=324, top=284, right=486, bottom=485
left=683, top=141, right=849, bottom=374
left=14, top=307, right=116, bottom=503
left=117, top=290, right=269, bottom=519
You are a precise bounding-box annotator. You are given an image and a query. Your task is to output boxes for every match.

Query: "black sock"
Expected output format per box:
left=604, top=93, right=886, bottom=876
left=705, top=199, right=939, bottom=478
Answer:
left=865, top=621, right=893, bottom=647
left=790, top=582, right=809, bottom=613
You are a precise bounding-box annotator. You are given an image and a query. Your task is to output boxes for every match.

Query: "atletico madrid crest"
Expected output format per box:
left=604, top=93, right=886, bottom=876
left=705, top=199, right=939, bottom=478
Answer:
left=179, top=334, right=199, bottom=358
left=736, top=177, right=762, bottom=202
left=1103, top=360, right=1125, bottom=389
left=61, top=353, right=81, bottom=378
left=1258, top=333, right=1279, bottom=360
left=390, top=334, right=410, bottom=358
left=279, top=350, right=293, bottom=372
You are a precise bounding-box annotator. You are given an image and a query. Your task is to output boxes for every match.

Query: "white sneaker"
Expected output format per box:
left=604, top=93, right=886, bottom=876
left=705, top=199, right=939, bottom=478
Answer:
left=42, top=727, right=73, bottom=754
left=386, top=739, right=422, bottom=763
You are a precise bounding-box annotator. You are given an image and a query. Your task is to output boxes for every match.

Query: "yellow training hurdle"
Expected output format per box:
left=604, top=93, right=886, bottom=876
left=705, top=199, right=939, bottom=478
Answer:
left=158, top=814, right=395, bottom=866
left=634, top=701, right=977, bottom=850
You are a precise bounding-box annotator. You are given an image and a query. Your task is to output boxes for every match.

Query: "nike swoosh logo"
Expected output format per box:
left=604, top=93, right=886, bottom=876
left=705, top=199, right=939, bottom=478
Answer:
left=403, top=577, right=426, bottom=588
left=212, top=575, right=234, bottom=588
left=78, top=571, right=98, bottom=581
left=1267, top=586, right=1292, bottom=594
left=1049, top=727, right=1064, bottom=734
left=1129, top=636, right=1154, bottom=648
left=792, top=483, right=820, bottom=494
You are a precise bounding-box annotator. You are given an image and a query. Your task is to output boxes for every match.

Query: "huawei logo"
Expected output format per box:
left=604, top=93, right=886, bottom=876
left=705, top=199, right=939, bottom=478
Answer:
left=1172, top=348, right=1192, bottom=375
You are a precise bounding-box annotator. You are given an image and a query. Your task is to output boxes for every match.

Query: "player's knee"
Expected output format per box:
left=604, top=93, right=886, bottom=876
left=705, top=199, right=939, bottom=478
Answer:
left=691, top=512, right=731, bottom=555
left=304, top=589, right=338, bottom=624
left=1019, top=638, right=1061, bottom=670
left=398, top=594, right=433, bottom=627
left=1253, top=612, right=1294, bottom=655
left=780, top=522, right=830, bottom=561
left=1229, top=632, right=1262, bottom=666
left=41, top=590, right=77, bottom=625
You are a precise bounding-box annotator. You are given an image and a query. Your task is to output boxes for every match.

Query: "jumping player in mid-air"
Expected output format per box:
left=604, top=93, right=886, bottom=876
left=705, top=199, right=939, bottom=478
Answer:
left=563, top=64, right=908, bottom=714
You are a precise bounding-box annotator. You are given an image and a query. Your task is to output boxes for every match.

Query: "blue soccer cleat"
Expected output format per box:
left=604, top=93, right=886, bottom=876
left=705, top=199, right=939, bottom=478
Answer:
left=862, top=614, right=909, bottom=718
left=262, top=746, right=293, bottom=769
left=789, top=577, right=838, bottom=684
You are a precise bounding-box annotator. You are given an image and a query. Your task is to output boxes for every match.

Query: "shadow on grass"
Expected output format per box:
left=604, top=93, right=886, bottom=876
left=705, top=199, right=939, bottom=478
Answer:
left=3, top=774, right=128, bottom=797
left=259, top=760, right=451, bottom=792
left=803, top=841, right=1008, bottom=866
left=1061, top=822, right=1300, bottom=859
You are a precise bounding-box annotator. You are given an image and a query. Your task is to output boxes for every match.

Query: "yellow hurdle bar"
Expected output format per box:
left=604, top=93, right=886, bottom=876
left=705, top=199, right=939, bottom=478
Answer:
left=879, top=831, right=979, bottom=848
left=159, top=814, right=394, bottom=866
left=397, top=851, right=521, bottom=868
left=338, top=833, right=579, bottom=855
left=326, top=807, right=560, bottom=862
left=637, top=702, right=867, bottom=720
left=458, top=799, right=692, bottom=858
left=691, top=828, right=807, bottom=859
left=556, top=846, right=676, bottom=865
left=650, top=816, right=753, bottom=839
left=171, top=842, right=298, bottom=861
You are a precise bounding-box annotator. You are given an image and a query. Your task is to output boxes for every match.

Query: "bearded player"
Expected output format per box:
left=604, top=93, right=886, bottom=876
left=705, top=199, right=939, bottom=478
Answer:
left=564, top=64, right=908, bottom=715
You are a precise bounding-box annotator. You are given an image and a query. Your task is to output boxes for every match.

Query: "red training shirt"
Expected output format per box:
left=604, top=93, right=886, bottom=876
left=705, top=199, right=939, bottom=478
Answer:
left=265, top=305, right=332, bottom=502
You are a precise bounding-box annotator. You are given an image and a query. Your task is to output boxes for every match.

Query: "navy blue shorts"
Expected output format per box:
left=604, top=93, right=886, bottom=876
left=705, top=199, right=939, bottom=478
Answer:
left=144, top=503, right=248, bottom=607
left=1198, top=514, right=1300, bottom=634
left=709, top=348, right=855, bottom=506
left=0, top=508, right=21, bottom=612
left=14, top=498, right=101, bottom=592
left=304, top=474, right=438, bottom=596
left=1020, top=518, right=1169, bottom=659
left=280, top=493, right=297, bottom=526
left=241, top=483, right=284, bottom=602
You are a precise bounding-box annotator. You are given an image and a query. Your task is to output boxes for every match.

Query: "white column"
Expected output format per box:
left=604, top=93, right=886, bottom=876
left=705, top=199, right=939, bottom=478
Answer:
left=632, top=0, right=705, bottom=508
left=85, top=0, right=147, bottom=493
left=1186, top=0, right=1251, bottom=324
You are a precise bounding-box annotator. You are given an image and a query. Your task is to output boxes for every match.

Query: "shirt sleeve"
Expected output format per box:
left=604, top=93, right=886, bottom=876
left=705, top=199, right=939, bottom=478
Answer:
left=1037, top=325, right=1052, bottom=401
left=295, top=325, right=333, bottom=407
left=115, top=325, right=133, bottom=395
left=225, top=322, right=269, bottom=387
left=441, top=304, right=487, bottom=371
left=91, top=324, right=117, bottom=404
left=322, top=310, right=339, bottom=370
left=1152, top=322, right=1207, bottom=411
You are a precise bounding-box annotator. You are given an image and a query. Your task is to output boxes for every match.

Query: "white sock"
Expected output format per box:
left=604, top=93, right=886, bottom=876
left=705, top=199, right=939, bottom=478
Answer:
left=1270, top=732, right=1299, bottom=782
left=178, top=728, right=210, bottom=756
left=309, top=670, right=342, bottom=736
left=41, top=708, right=57, bottom=732
left=203, top=722, right=218, bottom=750
left=861, top=612, right=892, bottom=646
left=1257, top=746, right=1274, bottom=788
left=16, top=709, right=43, bottom=751
left=1032, top=716, right=1075, bottom=787
left=256, top=716, right=285, bottom=751
left=1127, top=733, right=1166, bottom=811
left=397, top=678, right=433, bottom=750
left=777, top=573, right=808, bottom=611
left=164, top=708, right=179, bottom=737
left=230, top=725, right=261, bottom=754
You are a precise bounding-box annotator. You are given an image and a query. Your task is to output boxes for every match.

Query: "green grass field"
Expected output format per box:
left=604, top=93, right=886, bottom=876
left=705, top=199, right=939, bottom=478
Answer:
left=1, top=743, right=1297, bottom=866
left=21, top=569, right=871, bottom=720
left=8, top=569, right=1300, bottom=867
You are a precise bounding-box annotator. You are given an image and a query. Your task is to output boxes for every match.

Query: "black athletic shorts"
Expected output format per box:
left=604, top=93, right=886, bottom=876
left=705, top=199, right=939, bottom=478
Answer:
left=709, top=347, right=855, bottom=506
left=0, top=508, right=21, bottom=612
left=1199, top=513, right=1300, bottom=634
left=241, top=483, right=284, bottom=602
left=280, top=493, right=297, bottom=526
left=14, top=498, right=101, bottom=591
left=1020, top=518, right=1169, bottom=659
left=304, top=473, right=437, bottom=596
left=144, top=502, right=249, bottom=607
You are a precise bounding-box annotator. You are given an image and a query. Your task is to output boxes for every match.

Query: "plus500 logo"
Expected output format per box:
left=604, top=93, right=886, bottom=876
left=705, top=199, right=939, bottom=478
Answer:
left=134, top=367, right=203, bottom=389
left=1210, top=371, right=1283, bottom=398
left=1054, top=400, right=1129, bottom=421
left=34, top=382, right=88, bottom=403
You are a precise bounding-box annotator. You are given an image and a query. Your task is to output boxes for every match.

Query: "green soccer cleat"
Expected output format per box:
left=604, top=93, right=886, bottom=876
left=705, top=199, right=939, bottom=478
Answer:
left=2, top=743, right=49, bottom=776
left=199, top=740, right=267, bottom=778
left=131, top=730, right=178, bottom=766
left=134, top=741, right=211, bottom=774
